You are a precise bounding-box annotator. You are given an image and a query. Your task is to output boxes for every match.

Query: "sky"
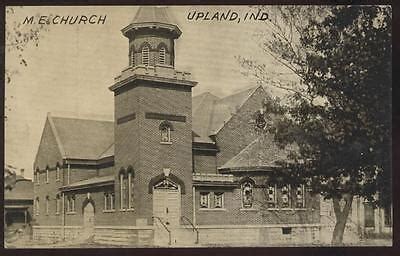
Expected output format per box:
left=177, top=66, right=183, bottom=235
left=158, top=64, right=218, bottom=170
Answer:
left=5, top=6, right=293, bottom=179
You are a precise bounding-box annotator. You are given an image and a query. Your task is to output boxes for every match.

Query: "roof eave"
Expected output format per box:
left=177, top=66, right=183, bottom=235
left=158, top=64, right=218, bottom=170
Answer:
left=60, top=180, right=114, bottom=192
left=121, top=22, right=182, bottom=39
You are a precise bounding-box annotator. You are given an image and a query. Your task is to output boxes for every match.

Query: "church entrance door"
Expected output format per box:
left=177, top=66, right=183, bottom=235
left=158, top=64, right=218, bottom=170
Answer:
left=153, top=179, right=181, bottom=227
left=83, top=202, right=95, bottom=239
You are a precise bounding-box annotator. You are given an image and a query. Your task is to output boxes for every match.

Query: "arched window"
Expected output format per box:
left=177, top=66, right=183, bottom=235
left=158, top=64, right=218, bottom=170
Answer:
left=35, top=168, right=40, bottom=185
left=160, top=121, right=172, bottom=143
left=127, top=167, right=134, bottom=209
left=159, top=47, right=166, bottom=65
left=56, top=163, right=60, bottom=181
left=119, top=168, right=126, bottom=210
left=130, top=47, right=135, bottom=66
left=55, top=194, right=61, bottom=214
left=281, top=184, right=290, bottom=208
left=267, top=184, right=277, bottom=208
left=45, top=196, right=50, bottom=215
left=35, top=197, right=40, bottom=215
left=295, top=184, right=305, bottom=208
left=241, top=181, right=254, bottom=208
left=142, top=45, right=149, bottom=66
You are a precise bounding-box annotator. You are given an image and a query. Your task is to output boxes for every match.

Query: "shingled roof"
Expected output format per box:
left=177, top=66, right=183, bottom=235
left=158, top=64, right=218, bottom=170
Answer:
left=45, top=86, right=264, bottom=161
left=5, top=178, right=33, bottom=201
left=49, top=115, right=114, bottom=160
left=192, top=86, right=263, bottom=141
left=218, top=135, right=296, bottom=172
left=131, top=6, right=177, bottom=25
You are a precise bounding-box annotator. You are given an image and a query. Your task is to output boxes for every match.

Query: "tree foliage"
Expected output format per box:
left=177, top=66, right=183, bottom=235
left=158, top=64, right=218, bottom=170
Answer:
left=5, top=7, right=50, bottom=120
left=239, top=6, right=391, bottom=244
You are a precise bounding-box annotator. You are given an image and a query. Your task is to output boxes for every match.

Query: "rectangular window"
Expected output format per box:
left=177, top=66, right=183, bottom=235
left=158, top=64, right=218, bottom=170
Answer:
left=214, top=192, right=224, bottom=208
left=200, top=192, right=210, bottom=208
left=384, top=205, right=392, bottom=227
left=36, top=172, right=40, bottom=185
left=46, top=169, right=49, bottom=183
left=364, top=202, right=375, bottom=228
left=282, top=227, right=292, bottom=235
left=104, top=192, right=116, bottom=211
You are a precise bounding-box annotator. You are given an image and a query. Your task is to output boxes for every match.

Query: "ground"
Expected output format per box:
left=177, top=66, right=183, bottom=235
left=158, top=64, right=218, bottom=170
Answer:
left=5, top=232, right=392, bottom=248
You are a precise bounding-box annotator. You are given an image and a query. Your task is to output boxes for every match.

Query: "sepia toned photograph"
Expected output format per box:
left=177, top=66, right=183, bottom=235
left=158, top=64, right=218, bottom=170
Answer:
left=4, top=5, right=392, bottom=248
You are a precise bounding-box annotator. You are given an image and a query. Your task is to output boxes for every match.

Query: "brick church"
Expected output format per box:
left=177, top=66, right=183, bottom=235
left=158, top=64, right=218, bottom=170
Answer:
left=32, top=6, right=323, bottom=246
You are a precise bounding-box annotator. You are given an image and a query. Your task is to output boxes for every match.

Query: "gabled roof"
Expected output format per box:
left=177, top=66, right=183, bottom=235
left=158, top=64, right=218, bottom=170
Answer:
left=218, top=135, right=296, bottom=172
left=192, top=86, right=264, bottom=140
left=41, top=86, right=264, bottom=161
left=5, top=179, right=33, bottom=201
left=49, top=114, right=114, bottom=160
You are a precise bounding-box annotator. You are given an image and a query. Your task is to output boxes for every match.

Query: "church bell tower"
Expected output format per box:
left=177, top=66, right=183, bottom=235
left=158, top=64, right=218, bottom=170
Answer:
left=109, top=6, right=197, bottom=226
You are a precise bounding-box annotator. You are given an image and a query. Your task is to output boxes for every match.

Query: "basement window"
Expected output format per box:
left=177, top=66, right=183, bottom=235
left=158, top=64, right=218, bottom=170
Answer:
left=282, top=227, right=292, bottom=235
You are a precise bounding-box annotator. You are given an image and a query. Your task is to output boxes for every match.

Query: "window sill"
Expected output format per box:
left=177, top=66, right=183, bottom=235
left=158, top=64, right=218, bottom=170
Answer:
left=240, top=208, right=258, bottom=212
left=66, top=212, right=77, bottom=215
left=267, top=208, right=307, bottom=211
left=103, top=210, right=116, bottom=213
left=160, top=142, right=172, bottom=145
left=119, top=208, right=135, bottom=212
left=199, top=208, right=226, bottom=211
left=55, top=213, right=60, bottom=215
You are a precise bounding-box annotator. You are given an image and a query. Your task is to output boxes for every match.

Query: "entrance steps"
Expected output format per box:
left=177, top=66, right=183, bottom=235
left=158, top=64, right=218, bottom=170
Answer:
left=154, top=226, right=198, bottom=246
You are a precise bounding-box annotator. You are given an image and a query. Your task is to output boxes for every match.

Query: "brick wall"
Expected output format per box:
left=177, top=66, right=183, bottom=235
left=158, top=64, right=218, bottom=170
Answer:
left=33, top=118, right=63, bottom=171
left=215, top=86, right=268, bottom=167
left=193, top=154, right=217, bottom=173
left=194, top=174, right=320, bottom=226
left=114, top=81, right=194, bottom=225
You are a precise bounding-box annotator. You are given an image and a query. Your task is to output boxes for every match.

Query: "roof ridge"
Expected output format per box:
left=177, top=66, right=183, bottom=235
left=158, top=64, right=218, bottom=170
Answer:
left=51, top=115, right=113, bottom=123
left=98, top=142, right=114, bottom=158
left=47, top=113, right=67, bottom=158
left=211, top=85, right=266, bottom=135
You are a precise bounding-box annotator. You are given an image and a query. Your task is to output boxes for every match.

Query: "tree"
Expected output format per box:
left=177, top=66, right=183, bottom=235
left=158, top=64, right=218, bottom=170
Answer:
left=4, top=165, right=17, bottom=191
left=239, top=6, right=392, bottom=245
left=5, top=7, right=50, bottom=120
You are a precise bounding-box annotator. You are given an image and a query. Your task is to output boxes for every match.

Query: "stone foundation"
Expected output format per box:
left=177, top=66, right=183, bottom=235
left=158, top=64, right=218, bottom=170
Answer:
left=33, top=226, right=82, bottom=244
left=32, top=225, right=154, bottom=246
left=196, top=224, right=321, bottom=246
left=33, top=224, right=321, bottom=246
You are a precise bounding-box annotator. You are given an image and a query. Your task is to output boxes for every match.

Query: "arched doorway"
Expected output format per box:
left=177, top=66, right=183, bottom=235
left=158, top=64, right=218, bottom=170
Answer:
left=83, top=202, right=95, bottom=238
left=152, top=178, right=181, bottom=227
